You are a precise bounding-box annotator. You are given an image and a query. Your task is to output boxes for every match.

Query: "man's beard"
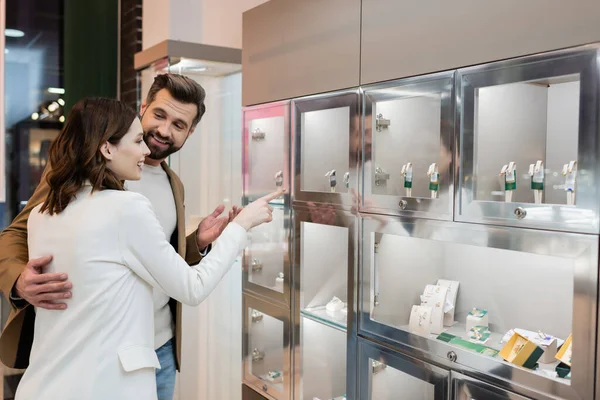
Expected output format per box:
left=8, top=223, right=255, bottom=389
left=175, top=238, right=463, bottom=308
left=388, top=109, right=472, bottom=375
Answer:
left=144, top=130, right=182, bottom=160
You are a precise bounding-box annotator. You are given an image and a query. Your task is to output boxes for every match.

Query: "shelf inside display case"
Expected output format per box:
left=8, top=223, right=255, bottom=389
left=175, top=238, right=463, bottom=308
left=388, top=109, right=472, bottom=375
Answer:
left=361, top=215, right=597, bottom=397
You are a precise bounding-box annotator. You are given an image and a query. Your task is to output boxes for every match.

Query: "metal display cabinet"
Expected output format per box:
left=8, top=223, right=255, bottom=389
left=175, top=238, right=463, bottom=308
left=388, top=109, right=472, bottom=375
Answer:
left=243, top=101, right=291, bottom=205
left=359, top=212, right=597, bottom=400
left=456, top=45, right=600, bottom=234
left=243, top=294, right=292, bottom=400
left=362, top=71, right=455, bottom=221
left=291, top=205, right=357, bottom=400
left=358, top=338, right=449, bottom=400
left=292, top=90, right=361, bottom=210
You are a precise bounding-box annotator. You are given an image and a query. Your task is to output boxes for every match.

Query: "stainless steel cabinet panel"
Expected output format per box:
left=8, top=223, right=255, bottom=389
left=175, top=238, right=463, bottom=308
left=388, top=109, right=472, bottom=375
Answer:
left=456, top=45, right=600, bottom=233
left=243, top=294, right=292, bottom=400
left=358, top=339, right=449, bottom=399
left=362, top=71, right=454, bottom=220
left=292, top=90, right=360, bottom=209
left=242, top=0, right=360, bottom=106
left=360, top=0, right=600, bottom=85
left=359, top=214, right=597, bottom=400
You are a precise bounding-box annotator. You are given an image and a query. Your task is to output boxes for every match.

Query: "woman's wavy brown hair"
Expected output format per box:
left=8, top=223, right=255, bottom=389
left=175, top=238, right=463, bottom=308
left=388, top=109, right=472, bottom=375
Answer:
left=40, top=97, right=137, bottom=215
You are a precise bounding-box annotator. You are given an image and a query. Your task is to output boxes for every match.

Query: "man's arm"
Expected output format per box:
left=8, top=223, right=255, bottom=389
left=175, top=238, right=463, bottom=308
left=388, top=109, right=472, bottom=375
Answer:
left=0, top=167, right=71, bottom=310
left=184, top=205, right=241, bottom=266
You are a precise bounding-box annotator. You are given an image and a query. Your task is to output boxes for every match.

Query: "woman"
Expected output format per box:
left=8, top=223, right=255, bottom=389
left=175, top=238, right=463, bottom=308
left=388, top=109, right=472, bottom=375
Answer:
left=16, top=98, right=279, bottom=400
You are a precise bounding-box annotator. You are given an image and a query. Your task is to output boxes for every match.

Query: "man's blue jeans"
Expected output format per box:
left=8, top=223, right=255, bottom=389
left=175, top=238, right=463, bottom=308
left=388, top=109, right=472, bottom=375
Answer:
left=156, top=339, right=176, bottom=400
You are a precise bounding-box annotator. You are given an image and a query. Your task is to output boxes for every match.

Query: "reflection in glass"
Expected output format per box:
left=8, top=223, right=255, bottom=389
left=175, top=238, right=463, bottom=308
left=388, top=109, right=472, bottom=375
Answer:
left=473, top=75, right=580, bottom=205
left=248, top=308, right=284, bottom=391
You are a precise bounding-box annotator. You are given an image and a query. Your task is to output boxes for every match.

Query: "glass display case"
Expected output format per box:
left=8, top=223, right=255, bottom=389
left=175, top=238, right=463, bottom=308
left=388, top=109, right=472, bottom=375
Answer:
left=358, top=338, right=449, bottom=399
left=362, top=72, right=454, bottom=220
left=243, top=101, right=291, bottom=205
left=359, top=213, right=597, bottom=400
left=456, top=45, right=600, bottom=233
left=452, top=372, right=540, bottom=400
left=292, top=90, right=360, bottom=209
left=243, top=206, right=292, bottom=306
left=243, top=294, right=292, bottom=400
left=292, top=206, right=356, bottom=400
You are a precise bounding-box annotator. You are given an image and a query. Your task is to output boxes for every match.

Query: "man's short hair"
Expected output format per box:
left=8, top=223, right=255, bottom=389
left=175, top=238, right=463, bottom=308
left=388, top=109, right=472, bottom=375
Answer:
left=146, top=74, right=207, bottom=127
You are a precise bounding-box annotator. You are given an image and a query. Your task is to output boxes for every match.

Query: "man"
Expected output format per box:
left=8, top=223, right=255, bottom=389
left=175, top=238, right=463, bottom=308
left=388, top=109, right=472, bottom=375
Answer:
left=0, top=74, right=235, bottom=400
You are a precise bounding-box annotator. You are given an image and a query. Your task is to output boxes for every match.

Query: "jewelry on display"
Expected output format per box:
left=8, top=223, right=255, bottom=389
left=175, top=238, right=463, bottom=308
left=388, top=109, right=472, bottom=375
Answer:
left=428, top=163, right=439, bottom=199
left=252, top=348, right=265, bottom=362
left=374, top=166, right=390, bottom=186
left=562, top=161, right=577, bottom=205
left=375, top=113, right=390, bottom=132
left=325, top=169, right=337, bottom=192
left=371, top=360, right=387, bottom=374
left=251, top=310, right=264, bottom=323
left=500, top=162, right=516, bottom=202
left=528, top=160, right=544, bottom=204
left=252, top=128, right=266, bottom=141
left=274, top=170, right=284, bottom=188
left=326, top=296, right=346, bottom=314
left=251, top=258, right=263, bottom=272
left=401, top=162, right=413, bottom=197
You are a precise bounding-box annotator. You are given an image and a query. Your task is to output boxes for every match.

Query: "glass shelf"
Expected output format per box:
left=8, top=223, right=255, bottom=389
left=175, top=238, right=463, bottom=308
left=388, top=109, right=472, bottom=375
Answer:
left=301, top=305, right=348, bottom=331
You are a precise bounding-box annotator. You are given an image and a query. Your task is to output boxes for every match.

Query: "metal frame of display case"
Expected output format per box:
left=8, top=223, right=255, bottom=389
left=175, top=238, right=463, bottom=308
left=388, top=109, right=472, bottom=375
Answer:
left=242, top=101, right=293, bottom=307
left=358, top=213, right=598, bottom=400
left=291, top=89, right=361, bottom=210
left=361, top=71, right=455, bottom=220
left=242, top=43, right=600, bottom=400
left=291, top=205, right=358, bottom=400
left=357, top=338, right=450, bottom=399
left=242, top=204, right=293, bottom=307
left=243, top=293, right=293, bottom=400
left=242, top=100, right=292, bottom=205
left=455, top=44, right=600, bottom=234
left=452, top=371, right=534, bottom=400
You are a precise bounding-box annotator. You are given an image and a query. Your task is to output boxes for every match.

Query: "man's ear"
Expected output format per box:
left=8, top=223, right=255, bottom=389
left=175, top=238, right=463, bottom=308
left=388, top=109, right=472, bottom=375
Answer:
left=188, top=126, right=197, bottom=137
left=100, top=142, right=114, bottom=161
left=139, top=100, right=148, bottom=117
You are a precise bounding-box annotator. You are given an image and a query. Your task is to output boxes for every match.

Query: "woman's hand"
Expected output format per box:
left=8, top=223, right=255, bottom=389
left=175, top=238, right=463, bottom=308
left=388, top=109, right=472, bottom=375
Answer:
left=234, top=189, right=285, bottom=231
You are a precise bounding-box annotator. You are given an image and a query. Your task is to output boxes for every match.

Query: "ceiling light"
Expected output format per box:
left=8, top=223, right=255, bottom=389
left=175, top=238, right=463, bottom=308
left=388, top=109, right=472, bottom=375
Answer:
left=5, top=29, right=25, bottom=38
left=48, top=87, right=65, bottom=94
left=48, top=102, right=59, bottom=112
left=31, top=112, right=39, bottom=120
left=57, top=98, right=65, bottom=106
left=59, top=116, right=65, bottom=123
left=4, top=49, right=8, bottom=54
